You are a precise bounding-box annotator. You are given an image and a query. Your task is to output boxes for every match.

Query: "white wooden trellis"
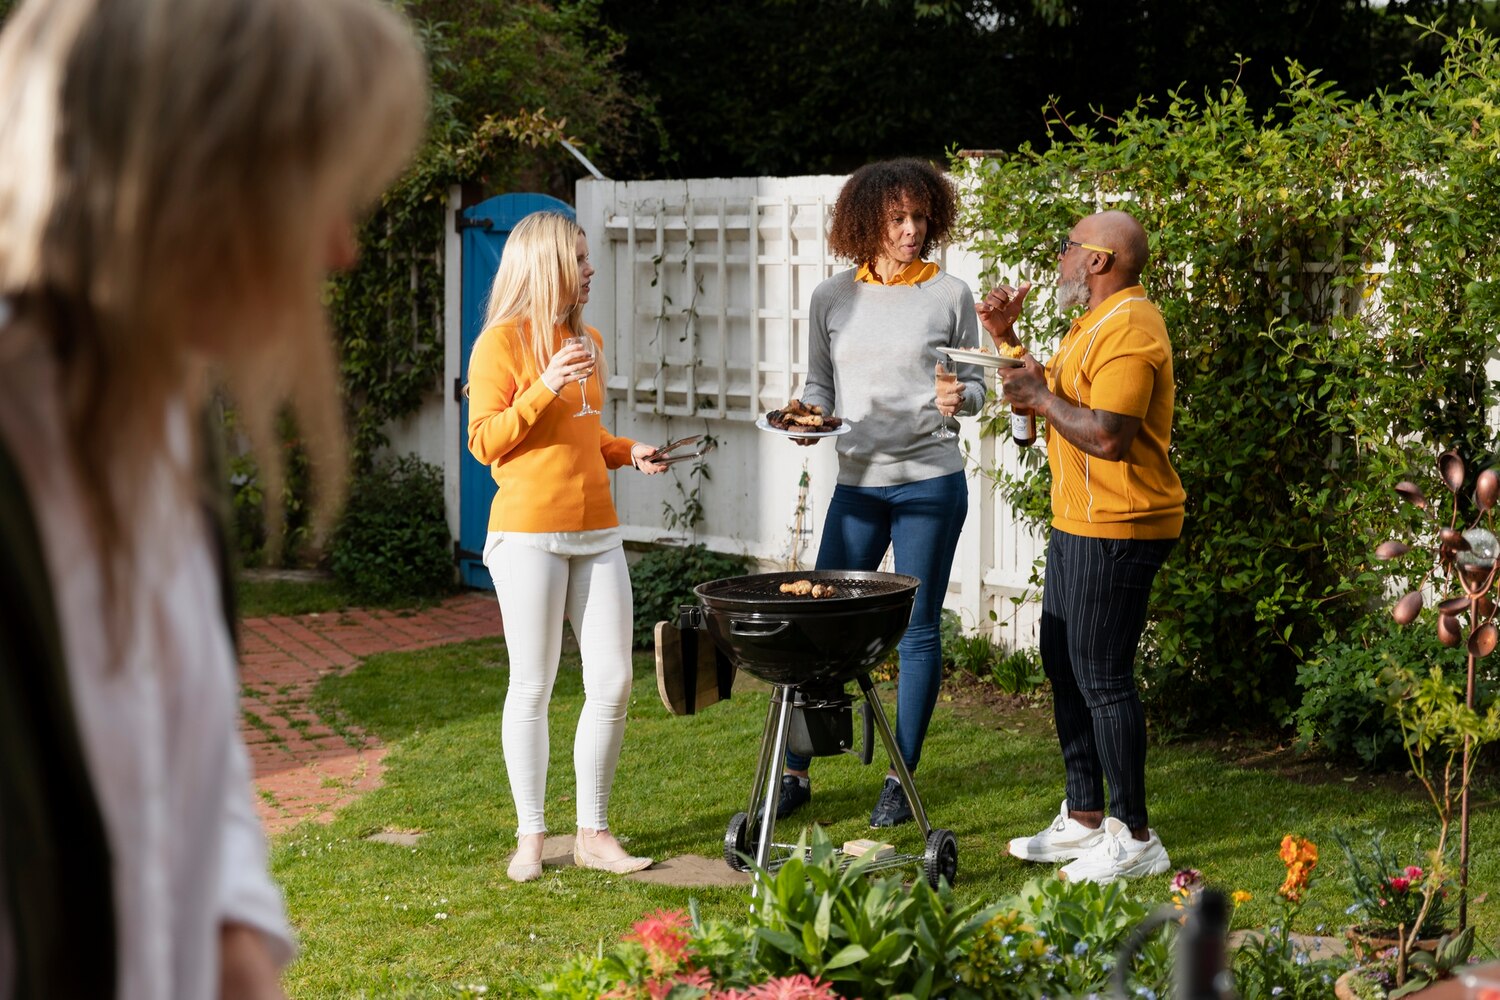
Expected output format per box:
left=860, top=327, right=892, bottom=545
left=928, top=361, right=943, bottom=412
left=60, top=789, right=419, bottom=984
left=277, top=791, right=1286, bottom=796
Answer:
left=574, top=175, right=1047, bottom=645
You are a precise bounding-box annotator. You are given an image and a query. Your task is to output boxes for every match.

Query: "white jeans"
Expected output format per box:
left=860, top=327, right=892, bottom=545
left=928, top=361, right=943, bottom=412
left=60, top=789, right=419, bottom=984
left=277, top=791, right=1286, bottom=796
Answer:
left=484, top=538, right=634, bottom=834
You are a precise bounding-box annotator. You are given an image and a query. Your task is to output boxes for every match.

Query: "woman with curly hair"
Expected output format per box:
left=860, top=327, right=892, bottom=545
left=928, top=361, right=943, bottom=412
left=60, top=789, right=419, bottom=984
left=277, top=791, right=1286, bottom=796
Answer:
left=777, top=158, right=987, bottom=828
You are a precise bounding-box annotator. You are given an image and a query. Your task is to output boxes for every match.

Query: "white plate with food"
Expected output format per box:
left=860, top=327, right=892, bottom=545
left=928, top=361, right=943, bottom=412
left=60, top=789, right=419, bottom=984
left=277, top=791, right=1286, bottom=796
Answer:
left=938, top=346, right=1025, bottom=369
left=755, top=415, right=851, bottom=439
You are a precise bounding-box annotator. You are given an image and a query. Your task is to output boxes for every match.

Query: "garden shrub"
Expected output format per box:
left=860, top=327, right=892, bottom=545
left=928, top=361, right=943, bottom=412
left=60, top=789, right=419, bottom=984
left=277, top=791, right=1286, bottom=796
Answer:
left=533, top=828, right=1175, bottom=999
left=1291, top=614, right=1458, bottom=768
left=629, top=544, right=750, bottom=647
left=956, top=26, right=1500, bottom=729
left=939, top=609, right=1048, bottom=696
left=330, top=455, right=454, bottom=603
left=222, top=406, right=314, bottom=568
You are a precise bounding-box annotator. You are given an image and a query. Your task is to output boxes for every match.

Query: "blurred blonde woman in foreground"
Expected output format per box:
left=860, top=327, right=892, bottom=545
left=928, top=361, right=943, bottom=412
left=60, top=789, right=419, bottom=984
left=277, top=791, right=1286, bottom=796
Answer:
left=467, top=211, right=666, bottom=882
left=0, top=0, right=426, bottom=997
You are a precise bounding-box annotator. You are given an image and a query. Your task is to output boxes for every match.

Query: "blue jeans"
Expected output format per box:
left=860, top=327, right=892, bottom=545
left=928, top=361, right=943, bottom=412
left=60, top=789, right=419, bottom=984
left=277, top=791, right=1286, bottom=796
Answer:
left=786, top=471, right=968, bottom=774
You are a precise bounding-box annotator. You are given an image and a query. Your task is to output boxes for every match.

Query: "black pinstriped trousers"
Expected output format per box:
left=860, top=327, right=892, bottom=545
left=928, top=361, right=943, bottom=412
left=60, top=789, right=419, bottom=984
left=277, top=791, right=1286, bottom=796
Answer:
left=1039, top=529, right=1175, bottom=832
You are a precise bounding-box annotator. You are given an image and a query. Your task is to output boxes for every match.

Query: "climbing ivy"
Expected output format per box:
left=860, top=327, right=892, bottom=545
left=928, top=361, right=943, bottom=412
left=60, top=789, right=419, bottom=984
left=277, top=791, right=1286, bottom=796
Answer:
left=955, top=23, right=1500, bottom=727
left=230, top=4, right=637, bottom=563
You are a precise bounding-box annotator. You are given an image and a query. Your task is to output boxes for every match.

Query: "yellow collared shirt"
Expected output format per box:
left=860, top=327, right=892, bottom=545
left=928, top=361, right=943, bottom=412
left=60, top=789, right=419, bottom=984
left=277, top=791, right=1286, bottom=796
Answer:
left=854, top=259, right=941, bottom=286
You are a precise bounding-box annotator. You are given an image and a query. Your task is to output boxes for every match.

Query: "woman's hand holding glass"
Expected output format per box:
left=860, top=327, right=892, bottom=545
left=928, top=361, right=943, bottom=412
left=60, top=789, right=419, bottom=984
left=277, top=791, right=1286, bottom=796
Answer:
left=933, top=359, right=960, bottom=439
left=542, top=339, right=594, bottom=404
left=562, top=335, right=600, bottom=416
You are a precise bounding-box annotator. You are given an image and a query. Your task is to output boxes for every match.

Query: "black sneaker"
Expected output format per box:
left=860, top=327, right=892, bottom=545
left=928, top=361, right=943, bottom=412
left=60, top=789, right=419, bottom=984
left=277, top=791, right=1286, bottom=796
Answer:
left=776, top=774, right=811, bottom=819
left=869, top=776, right=913, bottom=828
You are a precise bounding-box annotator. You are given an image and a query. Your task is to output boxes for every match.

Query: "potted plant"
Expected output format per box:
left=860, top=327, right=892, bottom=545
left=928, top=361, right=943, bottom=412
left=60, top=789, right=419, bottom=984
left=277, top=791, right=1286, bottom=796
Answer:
left=1374, top=451, right=1500, bottom=989
left=1333, top=828, right=1455, bottom=963
left=1336, top=926, right=1475, bottom=999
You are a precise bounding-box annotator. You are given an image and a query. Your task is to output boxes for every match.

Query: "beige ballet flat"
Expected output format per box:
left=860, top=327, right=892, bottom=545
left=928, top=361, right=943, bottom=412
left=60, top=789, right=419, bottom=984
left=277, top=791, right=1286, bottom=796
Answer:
left=507, top=838, right=545, bottom=883
left=507, top=853, right=543, bottom=882
left=573, top=833, right=652, bottom=874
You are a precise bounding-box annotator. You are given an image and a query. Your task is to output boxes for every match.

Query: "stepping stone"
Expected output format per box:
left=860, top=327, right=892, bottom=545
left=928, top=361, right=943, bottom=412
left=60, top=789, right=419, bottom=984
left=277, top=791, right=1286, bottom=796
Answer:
left=626, top=854, right=752, bottom=887
left=365, top=829, right=424, bottom=847
left=540, top=834, right=579, bottom=867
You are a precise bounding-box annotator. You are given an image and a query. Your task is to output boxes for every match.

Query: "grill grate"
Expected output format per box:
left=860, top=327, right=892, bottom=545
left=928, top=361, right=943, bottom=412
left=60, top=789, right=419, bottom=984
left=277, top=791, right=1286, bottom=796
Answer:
left=697, top=572, right=915, bottom=603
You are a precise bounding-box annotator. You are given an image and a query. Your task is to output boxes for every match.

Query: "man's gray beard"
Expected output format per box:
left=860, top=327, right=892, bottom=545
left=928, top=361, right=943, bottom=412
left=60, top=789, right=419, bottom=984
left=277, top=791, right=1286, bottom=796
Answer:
left=1057, top=274, right=1089, bottom=310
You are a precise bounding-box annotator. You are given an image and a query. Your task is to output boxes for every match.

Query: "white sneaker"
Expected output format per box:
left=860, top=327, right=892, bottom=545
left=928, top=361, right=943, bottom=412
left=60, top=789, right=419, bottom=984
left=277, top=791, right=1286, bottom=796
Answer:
left=1007, top=799, right=1108, bottom=862
left=1058, top=817, right=1171, bottom=884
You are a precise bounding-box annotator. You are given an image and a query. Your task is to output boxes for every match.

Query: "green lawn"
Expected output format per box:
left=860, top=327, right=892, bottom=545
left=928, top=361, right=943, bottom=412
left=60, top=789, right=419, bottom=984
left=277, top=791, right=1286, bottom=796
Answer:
left=271, top=636, right=1500, bottom=997
left=237, top=575, right=454, bottom=618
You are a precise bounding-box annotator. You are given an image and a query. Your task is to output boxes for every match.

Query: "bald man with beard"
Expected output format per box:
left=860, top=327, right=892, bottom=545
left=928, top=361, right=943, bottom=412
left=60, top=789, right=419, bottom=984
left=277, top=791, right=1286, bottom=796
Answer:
left=975, top=209, right=1185, bottom=884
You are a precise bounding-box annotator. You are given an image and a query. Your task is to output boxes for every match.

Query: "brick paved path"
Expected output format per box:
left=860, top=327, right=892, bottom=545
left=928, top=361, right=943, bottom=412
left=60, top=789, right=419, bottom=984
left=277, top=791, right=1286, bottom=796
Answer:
left=240, top=591, right=500, bottom=834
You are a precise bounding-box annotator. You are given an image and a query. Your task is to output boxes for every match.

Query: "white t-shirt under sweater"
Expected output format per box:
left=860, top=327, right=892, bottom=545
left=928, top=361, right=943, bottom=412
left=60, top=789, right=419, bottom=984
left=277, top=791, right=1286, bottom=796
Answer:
left=0, top=321, right=294, bottom=1000
left=803, top=266, right=987, bottom=487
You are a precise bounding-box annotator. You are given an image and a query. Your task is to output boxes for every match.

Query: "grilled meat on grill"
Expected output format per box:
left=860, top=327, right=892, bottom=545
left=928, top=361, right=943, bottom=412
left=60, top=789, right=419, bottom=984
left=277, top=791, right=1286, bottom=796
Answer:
left=777, top=580, right=839, bottom=598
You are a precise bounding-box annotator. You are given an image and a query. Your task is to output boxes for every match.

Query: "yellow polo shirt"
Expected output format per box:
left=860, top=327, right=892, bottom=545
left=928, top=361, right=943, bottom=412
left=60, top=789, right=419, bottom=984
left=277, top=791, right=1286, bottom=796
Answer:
left=854, top=259, right=941, bottom=286
left=1044, top=286, right=1185, bottom=540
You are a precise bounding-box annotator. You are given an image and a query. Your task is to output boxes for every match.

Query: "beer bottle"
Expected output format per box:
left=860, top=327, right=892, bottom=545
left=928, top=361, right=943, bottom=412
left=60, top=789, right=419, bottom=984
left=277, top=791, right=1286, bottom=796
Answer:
left=1011, top=409, right=1036, bottom=448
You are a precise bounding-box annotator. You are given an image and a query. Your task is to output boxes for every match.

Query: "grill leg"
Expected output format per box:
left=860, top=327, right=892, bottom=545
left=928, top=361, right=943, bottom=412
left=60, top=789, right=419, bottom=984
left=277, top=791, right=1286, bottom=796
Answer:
left=752, top=685, right=797, bottom=894
left=856, top=674, right=932, bottom=840
left=743, top=688, right=782, bottom=821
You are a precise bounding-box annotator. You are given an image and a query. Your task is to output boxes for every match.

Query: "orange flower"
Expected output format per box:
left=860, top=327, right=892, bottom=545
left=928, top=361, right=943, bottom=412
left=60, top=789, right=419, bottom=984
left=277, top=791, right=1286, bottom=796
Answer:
left=1278, top=834, right=1318, bottom=868
left=1277, top=835, right=1318, bottom=902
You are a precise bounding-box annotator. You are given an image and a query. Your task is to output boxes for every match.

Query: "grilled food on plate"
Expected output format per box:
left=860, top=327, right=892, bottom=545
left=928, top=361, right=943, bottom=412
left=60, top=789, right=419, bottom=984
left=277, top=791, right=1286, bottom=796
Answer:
left=766, top=399, right=844, bottom=433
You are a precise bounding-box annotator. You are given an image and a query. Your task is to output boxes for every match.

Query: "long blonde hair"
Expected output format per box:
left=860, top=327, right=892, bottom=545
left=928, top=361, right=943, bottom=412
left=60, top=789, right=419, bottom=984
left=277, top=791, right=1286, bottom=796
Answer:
left=482, top=211, right=596, bottom=374
left=0, top=0, right=427, bottom=583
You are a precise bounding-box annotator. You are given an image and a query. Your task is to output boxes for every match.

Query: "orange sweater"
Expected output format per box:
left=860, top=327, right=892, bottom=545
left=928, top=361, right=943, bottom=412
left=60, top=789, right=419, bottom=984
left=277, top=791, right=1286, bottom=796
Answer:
left=466, top=321, right=636, bottom=532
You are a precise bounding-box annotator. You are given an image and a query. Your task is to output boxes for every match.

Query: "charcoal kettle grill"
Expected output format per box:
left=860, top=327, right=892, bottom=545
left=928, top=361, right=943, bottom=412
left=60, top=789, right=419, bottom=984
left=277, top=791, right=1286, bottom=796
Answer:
left=679, top=570, right=958, bottom=889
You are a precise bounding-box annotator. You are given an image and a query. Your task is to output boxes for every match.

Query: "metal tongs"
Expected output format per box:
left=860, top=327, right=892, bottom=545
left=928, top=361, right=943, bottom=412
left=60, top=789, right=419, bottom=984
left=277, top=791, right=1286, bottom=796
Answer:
left=647, top=434, right=716, bottom=467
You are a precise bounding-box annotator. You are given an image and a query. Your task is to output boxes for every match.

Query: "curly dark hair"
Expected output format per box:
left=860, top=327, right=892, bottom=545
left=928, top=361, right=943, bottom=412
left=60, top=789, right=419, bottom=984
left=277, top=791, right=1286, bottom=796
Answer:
left=827, top=158, right=957, bottom=265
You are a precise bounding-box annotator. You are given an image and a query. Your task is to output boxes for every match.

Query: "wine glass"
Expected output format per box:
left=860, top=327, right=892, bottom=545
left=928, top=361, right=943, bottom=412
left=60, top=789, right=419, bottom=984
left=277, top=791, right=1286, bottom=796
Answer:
left=932, top=356, right=957, bottom=439
left=563, top=335, right=599, bottom=417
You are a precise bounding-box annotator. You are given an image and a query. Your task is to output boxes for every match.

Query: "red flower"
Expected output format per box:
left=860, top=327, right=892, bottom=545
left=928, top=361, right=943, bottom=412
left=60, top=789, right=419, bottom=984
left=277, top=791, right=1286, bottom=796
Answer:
left=739, top=975, right=843, bottom=999
left=1388, top=875, right=1411, bottom=893
left=623, top=909, right=694, bottom=977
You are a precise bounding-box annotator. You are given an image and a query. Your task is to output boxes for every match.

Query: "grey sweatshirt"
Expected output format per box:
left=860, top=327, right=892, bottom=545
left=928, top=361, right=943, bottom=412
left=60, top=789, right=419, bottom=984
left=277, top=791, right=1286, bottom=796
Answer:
left=802, top=267, right=986, bottom=487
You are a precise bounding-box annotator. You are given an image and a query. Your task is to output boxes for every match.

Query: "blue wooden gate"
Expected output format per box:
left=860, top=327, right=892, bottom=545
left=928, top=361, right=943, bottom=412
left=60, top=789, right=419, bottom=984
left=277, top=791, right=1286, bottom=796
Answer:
left=457, top=193, right=575, bottom=589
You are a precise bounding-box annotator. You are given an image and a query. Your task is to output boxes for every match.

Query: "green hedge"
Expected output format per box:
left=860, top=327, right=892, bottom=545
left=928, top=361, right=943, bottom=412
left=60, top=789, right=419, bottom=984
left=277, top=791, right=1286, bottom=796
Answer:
left=330, top=455, right=454, bottom=603
left=956, top=25, right=1500, bottom=729
left=628, top=544, right=751, bottom=647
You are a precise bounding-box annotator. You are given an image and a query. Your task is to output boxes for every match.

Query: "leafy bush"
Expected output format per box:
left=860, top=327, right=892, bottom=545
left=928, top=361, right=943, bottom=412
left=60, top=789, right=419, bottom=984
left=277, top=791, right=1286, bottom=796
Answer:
left=743, top=831, right=990, bottom=998
left=957, top=26, right=1500, bottom=729
left=330, top=455, right=454, bottom=603
left=940, top=609, right=1047, bottom=696
left=1290, top=615, right=1454, bottom=768
left=1009, top=875, right=1172, bottom=997
left=222, top=407, right=314, bottom=568
left=533, top=828, right=1178, bottom=999
left=629, top=544, right=750, bottom=646
left=990, top=647, right=1047, bottom=696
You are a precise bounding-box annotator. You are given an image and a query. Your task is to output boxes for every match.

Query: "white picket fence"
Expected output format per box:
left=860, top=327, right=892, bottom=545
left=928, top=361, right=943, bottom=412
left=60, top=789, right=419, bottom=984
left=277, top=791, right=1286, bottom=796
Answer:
left=571, top=175, right=1046, bottom=644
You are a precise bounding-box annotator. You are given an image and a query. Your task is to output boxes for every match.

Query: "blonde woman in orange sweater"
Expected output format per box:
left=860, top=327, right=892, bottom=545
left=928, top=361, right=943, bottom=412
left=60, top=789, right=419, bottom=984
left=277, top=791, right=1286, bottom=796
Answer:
left=467, top=211, right=666, bottom=883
